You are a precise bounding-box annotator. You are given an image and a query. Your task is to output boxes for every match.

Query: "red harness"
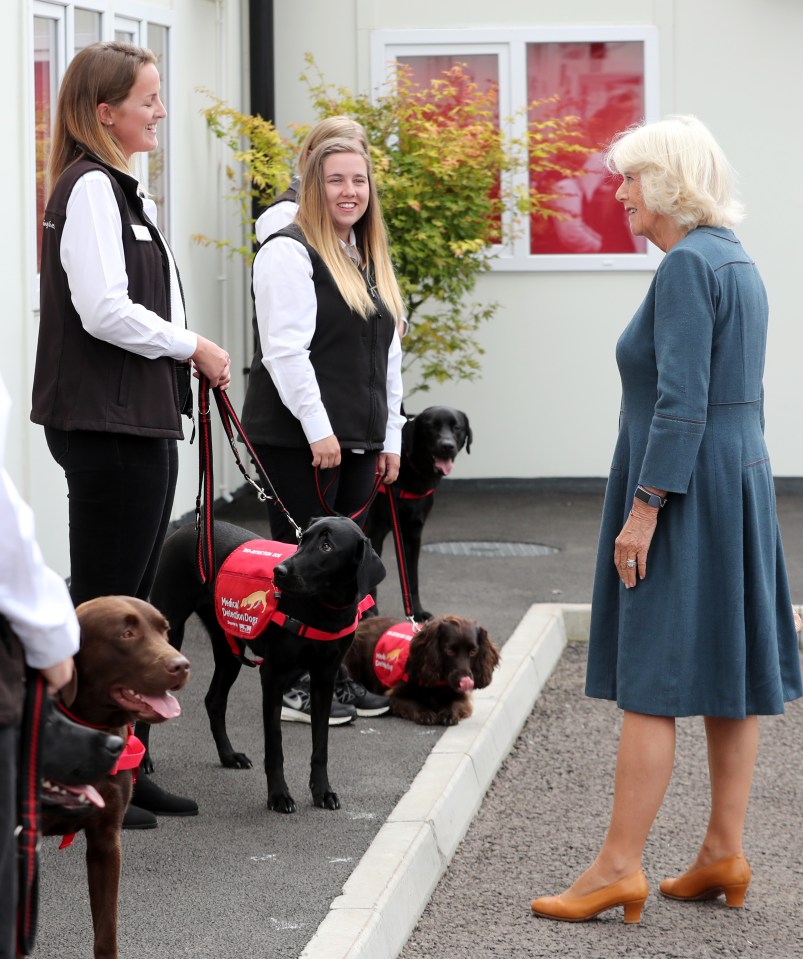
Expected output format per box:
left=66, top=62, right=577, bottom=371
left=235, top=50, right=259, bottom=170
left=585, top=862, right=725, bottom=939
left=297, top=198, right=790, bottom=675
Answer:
left=214, top=539, right=375, bottom=660
left=373, top=621, right=419, bottom=687
left=55, top=703, right=145, bottom=849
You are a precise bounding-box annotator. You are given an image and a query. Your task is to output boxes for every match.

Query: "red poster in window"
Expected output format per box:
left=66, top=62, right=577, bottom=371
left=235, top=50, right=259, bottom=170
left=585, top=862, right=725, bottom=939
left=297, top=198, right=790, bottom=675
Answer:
left=527, top=41, right=646, bottom=255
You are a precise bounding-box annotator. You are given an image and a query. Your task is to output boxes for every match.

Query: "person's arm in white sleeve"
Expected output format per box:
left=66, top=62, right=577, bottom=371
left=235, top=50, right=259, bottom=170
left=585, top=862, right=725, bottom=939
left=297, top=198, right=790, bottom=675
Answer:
left=0, top=470, right=79, bottom=670
left=61, top=171, right=197, bottom=361
left=383, top=328, right=404, bottom=455
left=252, top=237, right=333, bottom=443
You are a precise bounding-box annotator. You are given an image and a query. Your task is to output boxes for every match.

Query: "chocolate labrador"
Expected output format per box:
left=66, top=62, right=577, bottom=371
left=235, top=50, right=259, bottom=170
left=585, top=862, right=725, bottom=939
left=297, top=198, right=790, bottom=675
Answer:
left=139, top=515, right=385, bottom=813
left=41, top=596, right=190, bottom=959
left=364, top=405, right=472, bottom=620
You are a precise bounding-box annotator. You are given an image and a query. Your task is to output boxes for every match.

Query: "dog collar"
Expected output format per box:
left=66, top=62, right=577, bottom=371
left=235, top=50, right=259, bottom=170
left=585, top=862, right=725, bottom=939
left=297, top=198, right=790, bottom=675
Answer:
left=271, top=595, right=375, bottom=642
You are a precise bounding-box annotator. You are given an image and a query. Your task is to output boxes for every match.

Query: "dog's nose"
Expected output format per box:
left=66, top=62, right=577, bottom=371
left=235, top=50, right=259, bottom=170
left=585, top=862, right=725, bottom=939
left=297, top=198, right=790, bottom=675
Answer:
left=274, top=563, right=288, bottom=579
left=439, top=440, right=457, bottom=456
left=166, top=655, right=190, bottom=677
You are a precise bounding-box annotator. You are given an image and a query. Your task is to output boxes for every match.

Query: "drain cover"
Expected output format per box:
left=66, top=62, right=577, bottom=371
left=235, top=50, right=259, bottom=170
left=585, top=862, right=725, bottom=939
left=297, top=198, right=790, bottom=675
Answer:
left=422, top=541, right=558, bottom=558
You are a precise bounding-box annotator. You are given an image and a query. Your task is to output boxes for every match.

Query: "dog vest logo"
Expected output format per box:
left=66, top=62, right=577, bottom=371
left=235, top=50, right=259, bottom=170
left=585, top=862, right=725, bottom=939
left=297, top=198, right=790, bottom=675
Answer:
left=214, top=539, right=297, bottom=640
left=373, top=621, right=418, bottom=687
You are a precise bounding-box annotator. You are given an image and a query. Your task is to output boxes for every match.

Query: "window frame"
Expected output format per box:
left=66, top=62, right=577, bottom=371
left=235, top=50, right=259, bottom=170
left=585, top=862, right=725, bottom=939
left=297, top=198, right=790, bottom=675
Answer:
left=370, top=25, right=662, bottom=272
left=29, top=1, right=174, bottom=311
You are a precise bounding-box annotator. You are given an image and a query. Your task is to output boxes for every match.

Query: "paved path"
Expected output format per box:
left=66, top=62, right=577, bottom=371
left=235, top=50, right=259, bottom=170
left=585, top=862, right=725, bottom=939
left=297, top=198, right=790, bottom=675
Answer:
left=34, top=484, right=803, bottom=958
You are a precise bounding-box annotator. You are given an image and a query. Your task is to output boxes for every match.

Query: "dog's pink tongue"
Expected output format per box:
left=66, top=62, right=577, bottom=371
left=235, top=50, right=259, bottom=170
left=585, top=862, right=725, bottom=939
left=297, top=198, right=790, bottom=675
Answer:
left=458, top=676, right=475, bottom=692
left=64, top=783, right=105, bottom=808
left=435, top=458, right=454, bottom=476
left=138, top=691, right=181, bottom=719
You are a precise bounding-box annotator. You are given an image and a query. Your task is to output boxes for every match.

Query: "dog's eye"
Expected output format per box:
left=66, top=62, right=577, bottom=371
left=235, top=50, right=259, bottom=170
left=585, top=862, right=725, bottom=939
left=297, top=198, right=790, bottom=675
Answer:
left=468, top=647, right=478, bottom=657
left=320, top=540, right=333, bottom=552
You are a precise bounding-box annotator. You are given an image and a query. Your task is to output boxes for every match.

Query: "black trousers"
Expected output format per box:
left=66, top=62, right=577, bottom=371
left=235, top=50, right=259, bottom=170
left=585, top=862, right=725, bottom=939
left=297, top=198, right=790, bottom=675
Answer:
left=44, top=429, right=179, bottom=606
left=252, top=445, right=379, bottom=544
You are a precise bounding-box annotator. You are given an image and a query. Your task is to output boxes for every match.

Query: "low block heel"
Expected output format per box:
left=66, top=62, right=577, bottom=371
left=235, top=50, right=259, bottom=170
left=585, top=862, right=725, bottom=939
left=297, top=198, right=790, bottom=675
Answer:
left=723, top=883, right=749, bottom=908
left=623, top=898, right=647, bottom=924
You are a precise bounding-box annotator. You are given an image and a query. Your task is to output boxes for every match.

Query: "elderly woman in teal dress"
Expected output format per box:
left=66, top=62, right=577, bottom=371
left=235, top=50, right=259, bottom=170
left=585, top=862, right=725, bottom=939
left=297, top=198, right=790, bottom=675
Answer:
left=531, top=115, right=803, bottom=924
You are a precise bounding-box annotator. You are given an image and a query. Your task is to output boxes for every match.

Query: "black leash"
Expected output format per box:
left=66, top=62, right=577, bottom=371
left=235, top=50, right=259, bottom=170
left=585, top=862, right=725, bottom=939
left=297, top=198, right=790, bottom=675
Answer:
left=16, top=667, right=47, bottom=956
left=384, top=484, right=418, bottom=624
left=195, top=375, right=302, bottom=585
left=313, top=465, right=384, bottom=524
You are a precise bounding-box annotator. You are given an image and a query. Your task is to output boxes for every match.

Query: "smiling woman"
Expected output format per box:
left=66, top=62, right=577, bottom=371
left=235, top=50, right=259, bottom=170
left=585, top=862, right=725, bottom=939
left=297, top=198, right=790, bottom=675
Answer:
left=30, top=40, right=232, bottom=828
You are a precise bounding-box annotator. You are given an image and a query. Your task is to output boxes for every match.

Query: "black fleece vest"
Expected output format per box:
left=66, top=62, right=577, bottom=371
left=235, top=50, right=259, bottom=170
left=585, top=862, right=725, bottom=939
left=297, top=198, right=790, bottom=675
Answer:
left=241, top=224, right=394, bottom=450
left=32, top=156, right=186, bottom=438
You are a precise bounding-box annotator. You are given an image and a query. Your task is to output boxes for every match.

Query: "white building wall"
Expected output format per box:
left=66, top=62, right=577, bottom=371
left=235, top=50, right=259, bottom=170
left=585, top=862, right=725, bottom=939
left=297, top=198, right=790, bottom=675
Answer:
left=273, top=0, right=803, bottom=480
left=7, top=0, right=803, bottom=572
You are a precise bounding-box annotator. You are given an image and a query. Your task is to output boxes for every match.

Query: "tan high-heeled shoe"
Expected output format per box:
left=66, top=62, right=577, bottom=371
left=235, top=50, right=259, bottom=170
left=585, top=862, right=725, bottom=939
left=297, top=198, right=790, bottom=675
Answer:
left=659, top=853, right=751, bottom=908
left=530, top=869, right=649, bottom=924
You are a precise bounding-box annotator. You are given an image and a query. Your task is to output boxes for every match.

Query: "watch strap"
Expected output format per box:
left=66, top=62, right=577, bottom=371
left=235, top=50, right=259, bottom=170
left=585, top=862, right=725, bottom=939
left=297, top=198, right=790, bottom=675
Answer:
left=634, top=485, right=667, bottom=509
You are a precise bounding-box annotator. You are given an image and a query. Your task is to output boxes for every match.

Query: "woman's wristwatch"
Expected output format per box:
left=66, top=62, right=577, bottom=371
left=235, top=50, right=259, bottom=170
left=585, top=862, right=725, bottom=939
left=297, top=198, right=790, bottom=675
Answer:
left=634, top=485, right=668, bottom=509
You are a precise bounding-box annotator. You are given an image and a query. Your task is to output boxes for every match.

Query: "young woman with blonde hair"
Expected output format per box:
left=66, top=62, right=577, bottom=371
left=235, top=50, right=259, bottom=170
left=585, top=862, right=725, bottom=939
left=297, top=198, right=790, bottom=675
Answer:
left=241, top=138, right=405, bottom=721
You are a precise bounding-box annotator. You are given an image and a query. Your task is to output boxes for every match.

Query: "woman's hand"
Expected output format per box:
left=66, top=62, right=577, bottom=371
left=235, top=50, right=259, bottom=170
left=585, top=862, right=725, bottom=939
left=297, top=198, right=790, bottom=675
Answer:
left=310, top=435, right=341, bottom=470
left=191, top=335, right=231, bottom=389
left=376, top=453, right=400, bottom=485
left=40, top=656, right=75, bottom=696
left=614, top=500, right=659, bottom=588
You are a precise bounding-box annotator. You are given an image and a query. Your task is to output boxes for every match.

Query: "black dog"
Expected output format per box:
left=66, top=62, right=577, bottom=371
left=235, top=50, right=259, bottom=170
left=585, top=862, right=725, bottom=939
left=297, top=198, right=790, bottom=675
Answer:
left=140, top=516, right=385, bottom=813
left=364, top=406, right=472, bottom=620
left=40, top=698, right=124, bottom=812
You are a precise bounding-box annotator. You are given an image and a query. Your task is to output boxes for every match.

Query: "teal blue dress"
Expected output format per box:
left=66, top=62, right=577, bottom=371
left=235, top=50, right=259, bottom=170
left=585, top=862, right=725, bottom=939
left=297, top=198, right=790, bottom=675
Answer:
left=586, top=227, right=803, bottom=717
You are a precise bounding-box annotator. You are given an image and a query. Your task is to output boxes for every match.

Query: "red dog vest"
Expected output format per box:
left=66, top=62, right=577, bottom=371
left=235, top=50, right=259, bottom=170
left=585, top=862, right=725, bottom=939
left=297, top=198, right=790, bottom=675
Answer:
left=214, top=539, right=298, bottom=642
left=373, top=621, right=419, bottom=687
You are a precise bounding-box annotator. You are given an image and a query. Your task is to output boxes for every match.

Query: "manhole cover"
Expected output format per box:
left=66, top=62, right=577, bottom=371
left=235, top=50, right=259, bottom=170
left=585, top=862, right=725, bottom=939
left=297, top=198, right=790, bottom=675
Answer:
left=422, top=541, right=559, bottom=558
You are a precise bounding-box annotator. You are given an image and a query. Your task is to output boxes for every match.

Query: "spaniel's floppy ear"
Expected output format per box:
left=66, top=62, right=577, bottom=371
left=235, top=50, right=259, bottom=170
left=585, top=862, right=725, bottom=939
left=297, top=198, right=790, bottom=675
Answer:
left=409, top=620, right=444, bottom=688
left=356, top=536, right=386, bottom=599
left=471, top=626, right=499, bottom=689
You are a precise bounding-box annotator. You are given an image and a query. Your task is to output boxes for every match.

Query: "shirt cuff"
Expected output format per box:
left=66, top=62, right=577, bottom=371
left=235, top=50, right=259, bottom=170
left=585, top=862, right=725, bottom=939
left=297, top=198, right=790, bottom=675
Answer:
left=171, top=328, right=198, bottom=362
left=301, top=410, right=335, bottom=446
left=383, top=425, right=402, bottom=456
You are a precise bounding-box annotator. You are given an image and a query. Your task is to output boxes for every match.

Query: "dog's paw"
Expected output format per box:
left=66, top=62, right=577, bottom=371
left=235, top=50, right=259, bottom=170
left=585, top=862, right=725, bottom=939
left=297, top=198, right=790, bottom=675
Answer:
left=314, top=790, right=341, bottom=811
left=140, top=753, right=155, bottom=775
left=414, top=608, right=433, bottom=621
left=267, top=792, right=297, bottom=814
left=220, top=751, right=253, bottom=770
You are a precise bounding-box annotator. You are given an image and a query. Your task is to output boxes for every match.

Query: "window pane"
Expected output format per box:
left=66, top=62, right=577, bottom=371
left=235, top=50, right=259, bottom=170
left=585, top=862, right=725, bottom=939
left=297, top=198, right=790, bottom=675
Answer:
left=34, top=15, right=58, bottom=272
left=527, top=41, right=646, bottom=255
left=147, top=24, right=169, bottom=235
left=74, top=8, right=101, bottom=54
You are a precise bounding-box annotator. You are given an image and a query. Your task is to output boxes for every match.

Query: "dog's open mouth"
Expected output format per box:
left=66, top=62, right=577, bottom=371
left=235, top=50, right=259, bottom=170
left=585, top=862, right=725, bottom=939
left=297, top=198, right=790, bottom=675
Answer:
left=110, top=687, right=182, bottom=722
left=433, top=457, right=455, bottom=477
left=41, top=778, right=105, bottom=810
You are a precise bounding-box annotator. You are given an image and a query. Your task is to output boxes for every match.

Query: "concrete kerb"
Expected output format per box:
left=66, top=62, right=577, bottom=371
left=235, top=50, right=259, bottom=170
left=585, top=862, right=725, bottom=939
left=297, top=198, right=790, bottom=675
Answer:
left=299, top=603, right=591, bottom=959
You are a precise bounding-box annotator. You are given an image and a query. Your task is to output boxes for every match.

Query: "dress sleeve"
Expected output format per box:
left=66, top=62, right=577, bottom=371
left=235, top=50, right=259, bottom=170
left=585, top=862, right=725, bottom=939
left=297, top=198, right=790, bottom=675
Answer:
left=639, top=245, right=719, bottom=494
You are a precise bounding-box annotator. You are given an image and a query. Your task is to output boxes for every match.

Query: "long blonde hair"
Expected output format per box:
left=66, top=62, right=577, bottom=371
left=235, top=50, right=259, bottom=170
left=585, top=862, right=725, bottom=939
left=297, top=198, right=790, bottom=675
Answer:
left=295, top=138, right=405, bottom=331
left=47, top=41, right=157, bottom=196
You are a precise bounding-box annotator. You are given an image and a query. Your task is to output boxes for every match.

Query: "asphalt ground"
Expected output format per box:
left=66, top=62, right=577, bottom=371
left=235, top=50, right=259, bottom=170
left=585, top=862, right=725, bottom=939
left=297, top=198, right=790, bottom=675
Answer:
left=34, top=482, right=803, bottom=959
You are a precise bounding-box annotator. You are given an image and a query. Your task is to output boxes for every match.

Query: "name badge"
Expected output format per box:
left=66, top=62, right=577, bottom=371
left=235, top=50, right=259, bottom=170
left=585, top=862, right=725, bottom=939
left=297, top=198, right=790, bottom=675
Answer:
left=131, top=224, right=152, bottom=241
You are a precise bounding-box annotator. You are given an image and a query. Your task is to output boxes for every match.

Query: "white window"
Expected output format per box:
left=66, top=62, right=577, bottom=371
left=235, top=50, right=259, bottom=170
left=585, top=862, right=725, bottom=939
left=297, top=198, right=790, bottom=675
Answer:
left=30, top=2, right=173, bottom=308
left=371, top=27, right=661, bottom=272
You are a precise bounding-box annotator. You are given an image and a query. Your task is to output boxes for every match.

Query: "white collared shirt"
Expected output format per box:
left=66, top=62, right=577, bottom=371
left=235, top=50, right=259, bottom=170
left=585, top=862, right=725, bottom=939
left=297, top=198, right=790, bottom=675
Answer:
left=0, top=378, right=79, bottom=668
left=60, top=170, right=197, bottom=360
left=252, top=228, right=405, bottom=453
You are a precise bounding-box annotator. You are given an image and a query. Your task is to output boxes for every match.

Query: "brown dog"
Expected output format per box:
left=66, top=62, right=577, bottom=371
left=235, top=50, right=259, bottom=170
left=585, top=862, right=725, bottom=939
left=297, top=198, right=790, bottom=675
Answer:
left=41, top=596, right=190, bottom=959
left=345, top=615, right=499, bottom=726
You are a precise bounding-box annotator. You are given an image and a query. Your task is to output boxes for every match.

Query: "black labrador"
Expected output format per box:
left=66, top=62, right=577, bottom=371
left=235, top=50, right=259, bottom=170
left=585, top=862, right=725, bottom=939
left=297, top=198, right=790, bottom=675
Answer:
left=40, top=698, right=124, bottom=811
left=139, top=516, right=385, bottom=813
left=364, top=405, right=472, bottom=620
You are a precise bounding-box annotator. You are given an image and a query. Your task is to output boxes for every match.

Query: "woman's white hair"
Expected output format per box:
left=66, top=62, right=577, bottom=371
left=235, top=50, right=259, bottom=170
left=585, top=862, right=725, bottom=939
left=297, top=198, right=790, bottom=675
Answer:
left=605, top=115, right=744, bottom=231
